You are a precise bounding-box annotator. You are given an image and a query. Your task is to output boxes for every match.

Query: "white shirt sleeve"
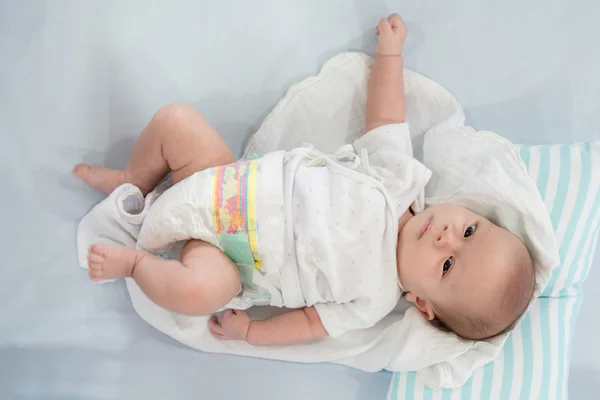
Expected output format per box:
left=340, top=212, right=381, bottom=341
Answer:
left=352, top=123, right=431, bottom=215
left=314, top=291, right=398, bottom=338
left=353, top=123, right=414, bottom=162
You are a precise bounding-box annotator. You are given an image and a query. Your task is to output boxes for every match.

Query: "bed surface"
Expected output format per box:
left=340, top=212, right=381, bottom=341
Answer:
left=1, top=1, right=599, bottom=399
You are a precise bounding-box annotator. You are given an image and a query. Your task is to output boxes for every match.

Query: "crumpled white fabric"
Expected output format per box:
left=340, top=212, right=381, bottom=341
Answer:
left=77, top=52, right=559, bottom=389
left=417, top=127, right=559, bottom=388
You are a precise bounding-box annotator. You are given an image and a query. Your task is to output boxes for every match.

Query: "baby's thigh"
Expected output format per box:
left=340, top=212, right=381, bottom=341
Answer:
left=156, top=103, right=236, bottom=185
left=179, top=239, right=241, bottom=313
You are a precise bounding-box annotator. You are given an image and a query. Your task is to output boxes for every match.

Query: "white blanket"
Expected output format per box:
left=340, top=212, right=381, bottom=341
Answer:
left=77, top=52, right=558, bottom=389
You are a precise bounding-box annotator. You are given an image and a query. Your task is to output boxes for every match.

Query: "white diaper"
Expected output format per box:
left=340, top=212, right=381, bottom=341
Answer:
left=136, top=151, right=287, bottom=310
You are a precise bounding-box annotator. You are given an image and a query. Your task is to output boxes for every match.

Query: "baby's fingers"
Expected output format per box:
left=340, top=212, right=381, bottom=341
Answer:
left=376, top=18, right=392, bottom=36
left=388, top=14, right=403, bottom=28
left=388, top=14, right=407, bottom=35
left=209, top=316, right=227, bottom=339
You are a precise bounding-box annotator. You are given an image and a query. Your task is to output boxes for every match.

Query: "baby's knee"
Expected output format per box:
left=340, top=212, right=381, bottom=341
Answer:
left=176, top=289, right=218, bottom=315
left=152, top=103, right=203, bottom=130
left=177, top=279, right=237, bottom=316
left=178, top=241, right=240, bottom=314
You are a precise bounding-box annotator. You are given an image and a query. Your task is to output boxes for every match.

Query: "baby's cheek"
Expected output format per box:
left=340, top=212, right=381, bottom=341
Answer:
left=414, top=248, right=439, bottom=281
left=425, top=266, right=441, bottom=281
left=400, top=249, right=427, bottom=284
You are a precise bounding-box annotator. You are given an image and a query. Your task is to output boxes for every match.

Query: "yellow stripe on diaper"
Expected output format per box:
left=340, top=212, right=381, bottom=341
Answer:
left=247, top=160, right=261, bottom=270
left=212, top=166, right=225, bottom=235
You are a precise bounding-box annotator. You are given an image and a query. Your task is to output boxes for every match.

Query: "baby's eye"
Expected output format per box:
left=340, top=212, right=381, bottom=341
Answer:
left=443, top=257, right=453, bottom=275
left=464, top=224, right=477, bottom=238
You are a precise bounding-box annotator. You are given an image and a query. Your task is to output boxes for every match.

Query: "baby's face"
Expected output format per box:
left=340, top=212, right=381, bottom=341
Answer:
left=396, top=204, right=523, bottom=320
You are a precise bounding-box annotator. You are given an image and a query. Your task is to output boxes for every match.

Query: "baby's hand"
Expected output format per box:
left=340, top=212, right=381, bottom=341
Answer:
left=209, top=309, right=252, bottom=341
left=375, top=14, right=408, bottom=56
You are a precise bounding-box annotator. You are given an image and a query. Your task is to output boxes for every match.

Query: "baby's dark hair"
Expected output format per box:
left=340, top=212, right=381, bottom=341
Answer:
left=431, top=243, right=536, bottom=341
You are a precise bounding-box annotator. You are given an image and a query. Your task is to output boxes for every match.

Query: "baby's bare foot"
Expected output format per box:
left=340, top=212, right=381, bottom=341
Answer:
left=72, top=164, right=128, bottom=194
left=87, top=244, right=146, bottom=282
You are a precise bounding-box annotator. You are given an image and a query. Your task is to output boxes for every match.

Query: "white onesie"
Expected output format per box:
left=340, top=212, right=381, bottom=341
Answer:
left=136, top=123, right=431, bottom=338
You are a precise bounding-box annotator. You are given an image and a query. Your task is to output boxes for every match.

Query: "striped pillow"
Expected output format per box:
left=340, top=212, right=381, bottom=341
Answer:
left=388, top=142, right=600, bottom=400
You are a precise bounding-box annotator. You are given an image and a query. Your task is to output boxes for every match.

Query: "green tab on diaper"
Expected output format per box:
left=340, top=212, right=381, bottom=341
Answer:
left=216, top=234, right=268, bottom=303
left=217, top=233, right=255, bottom=266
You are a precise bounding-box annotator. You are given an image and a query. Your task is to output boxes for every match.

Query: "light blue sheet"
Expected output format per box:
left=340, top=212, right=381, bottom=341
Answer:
left=1, top=1, right=598, bottom=399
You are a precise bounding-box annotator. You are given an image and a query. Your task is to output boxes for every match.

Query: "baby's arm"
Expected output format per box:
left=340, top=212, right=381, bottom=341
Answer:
left=366, top=14, right=408, bottom=132
left=209, top=306, right=328, bottom=346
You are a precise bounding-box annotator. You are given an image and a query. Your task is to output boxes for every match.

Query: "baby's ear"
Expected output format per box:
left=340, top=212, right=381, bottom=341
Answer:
left=405, top=292, right=435, bottom=320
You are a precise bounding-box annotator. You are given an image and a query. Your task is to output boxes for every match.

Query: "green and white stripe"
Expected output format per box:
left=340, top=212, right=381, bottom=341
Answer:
left=388, top=142, right=600, bottom=400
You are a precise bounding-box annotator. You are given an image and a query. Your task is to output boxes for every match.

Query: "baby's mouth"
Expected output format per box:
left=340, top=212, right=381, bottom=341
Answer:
left=418, top=218, right=432, bottom=239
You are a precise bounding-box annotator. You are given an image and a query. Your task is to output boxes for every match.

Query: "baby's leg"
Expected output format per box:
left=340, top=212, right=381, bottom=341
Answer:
left=88, top=240, right=240, bottom=315
left=73, top=103, right=236, bottom=194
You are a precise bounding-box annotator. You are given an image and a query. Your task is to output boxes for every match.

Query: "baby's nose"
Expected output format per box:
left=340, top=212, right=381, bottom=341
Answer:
left=435, top=225, right=451, bottom=244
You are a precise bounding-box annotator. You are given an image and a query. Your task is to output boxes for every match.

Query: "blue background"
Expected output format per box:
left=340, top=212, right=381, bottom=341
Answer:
left=1, top=1, right=599, bottom=399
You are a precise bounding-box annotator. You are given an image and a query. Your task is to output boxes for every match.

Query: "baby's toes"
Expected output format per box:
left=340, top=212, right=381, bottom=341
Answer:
left=72, top=163, right=90, bottom=178
left=88, top=267, right=104, bottom=280
left=88, top=251, right=105, bottom=264
left=87, top=260, right=104, bottom=276
left=87, top=254, right=105, bottom=271
left=87, top=245, right=107, bottom=280
left=89, top=244, right=108, bottom=257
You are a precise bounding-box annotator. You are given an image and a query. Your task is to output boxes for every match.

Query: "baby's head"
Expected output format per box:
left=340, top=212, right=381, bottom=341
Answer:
left=397, top=204, right=535, bottom=340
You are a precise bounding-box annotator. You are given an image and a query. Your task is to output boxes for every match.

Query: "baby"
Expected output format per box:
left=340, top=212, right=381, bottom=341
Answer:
left=73, top=14, right=534, bottom=344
